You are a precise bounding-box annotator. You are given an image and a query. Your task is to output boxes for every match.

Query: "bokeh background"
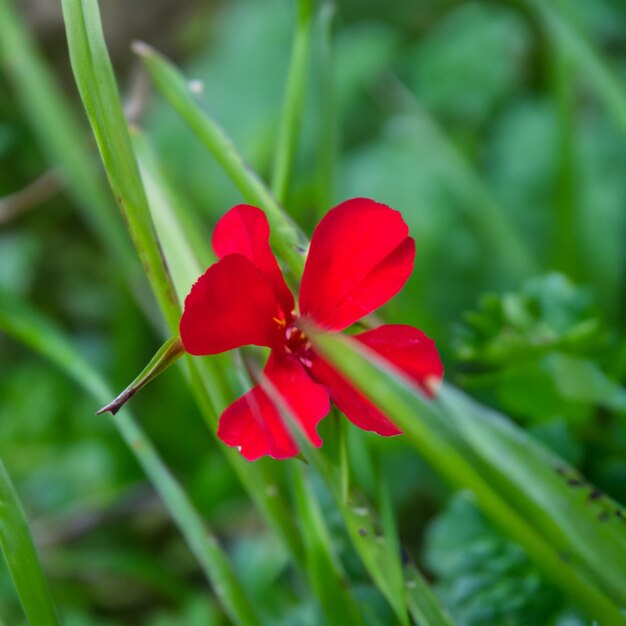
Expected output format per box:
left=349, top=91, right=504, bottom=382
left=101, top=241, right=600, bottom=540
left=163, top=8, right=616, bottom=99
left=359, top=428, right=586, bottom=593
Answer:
left=1, top=0, right=625, bottom=624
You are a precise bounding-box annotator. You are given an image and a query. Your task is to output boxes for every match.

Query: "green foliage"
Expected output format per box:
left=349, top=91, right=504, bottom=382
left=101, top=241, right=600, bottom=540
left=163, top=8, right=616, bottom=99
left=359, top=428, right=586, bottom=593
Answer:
left=424, top=492, right=563, bottom=626
left=1, top=0, right=625, bottom=623
left=454, top=273, right=626, bottom=493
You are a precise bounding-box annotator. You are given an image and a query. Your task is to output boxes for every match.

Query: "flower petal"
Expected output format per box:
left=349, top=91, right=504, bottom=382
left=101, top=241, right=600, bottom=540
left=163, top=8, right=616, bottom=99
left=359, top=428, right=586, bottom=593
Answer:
left=212, top=204, right=294, bottom=315
left=310, top=324, right=443, bottom=436
left=180, top=254, right=282, bottom=355
left=217, top=354, right=330, bottom=460
left=299, top=198, right=415, bottom=330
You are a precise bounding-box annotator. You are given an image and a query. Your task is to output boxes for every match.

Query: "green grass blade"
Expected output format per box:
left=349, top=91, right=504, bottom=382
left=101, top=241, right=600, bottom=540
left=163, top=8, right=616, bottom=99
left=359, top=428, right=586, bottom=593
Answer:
left=523, top=0, right=626, bottom=136
left=0, top=0, right=138, bottom=275
left=133, top=42, right=308, bottom=277
left=0, top=296, right=261, bottom=626
left=306, top=326, right=626, bottom=625
left=132, top=128, right=210, bottom=301
left=404, top=564, right=454, bottom=626
left=0, top=460, right=61, bottom=626
left=316, top=1, right=338, bottom=213
left=271, top=0, right=314, bottom=204
left=60, top=0, right=180, bottom=332
left=291, top=464, right=366, bottom=626
left=438, top=385, right=626, bottom=607
left=258, top=373, right=411, bottom=624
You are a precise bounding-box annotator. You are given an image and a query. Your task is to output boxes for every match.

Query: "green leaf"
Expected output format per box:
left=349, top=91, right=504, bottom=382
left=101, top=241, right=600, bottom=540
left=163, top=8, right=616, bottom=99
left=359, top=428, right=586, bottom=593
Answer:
left=60, top=0, right=179, bottom=332
left=0, top=459, right=60, bottom=626
left=425, top=492, right=562, bottom=626
left=305, top=325, right=626, bottom=624
left=454, top=273, right=604, bottom=367
left=292, top=465, right=366, bottom=626
left=404, top=564, right=455, bottom=626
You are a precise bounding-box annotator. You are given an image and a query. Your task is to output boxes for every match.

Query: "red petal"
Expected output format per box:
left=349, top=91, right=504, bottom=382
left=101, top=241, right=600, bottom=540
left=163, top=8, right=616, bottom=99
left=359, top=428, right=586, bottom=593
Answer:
left=310, top=325, right=443, bottom=436
left=212, top=204, right=294, bottom=315
left=217, top=354, right=330, bottom=460
left=180, top=254, right=282, bottom=355
left=299, top=198, right=415, bottom=330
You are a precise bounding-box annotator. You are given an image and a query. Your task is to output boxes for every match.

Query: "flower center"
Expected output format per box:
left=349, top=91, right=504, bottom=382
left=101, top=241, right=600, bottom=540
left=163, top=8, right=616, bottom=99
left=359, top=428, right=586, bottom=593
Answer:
left=275, top=315, right=312, bottom=365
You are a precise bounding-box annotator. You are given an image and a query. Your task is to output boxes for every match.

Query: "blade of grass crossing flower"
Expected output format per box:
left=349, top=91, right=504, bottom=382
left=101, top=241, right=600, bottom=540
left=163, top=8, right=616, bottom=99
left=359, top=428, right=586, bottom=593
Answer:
left=271, top=0, right=314, bottom=204
left=291, top=464, right=366, bottom=626
left=133, top=42, right=308, bottom=277
left=305, top=327, right=626, bottom=625
left=0, top=460, right=61, bottom=626
left=0, top=296, right=261, bottom=626
left=60, top=0, right=179, bottom=332
left=404, top=565, right=455, bottom=626
left=0, top=0, right=141, bottom=285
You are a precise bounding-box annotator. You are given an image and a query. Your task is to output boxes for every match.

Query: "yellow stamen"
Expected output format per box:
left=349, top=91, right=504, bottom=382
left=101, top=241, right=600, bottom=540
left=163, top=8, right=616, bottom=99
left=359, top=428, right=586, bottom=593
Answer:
left=273, top=316, right=287, bottom=328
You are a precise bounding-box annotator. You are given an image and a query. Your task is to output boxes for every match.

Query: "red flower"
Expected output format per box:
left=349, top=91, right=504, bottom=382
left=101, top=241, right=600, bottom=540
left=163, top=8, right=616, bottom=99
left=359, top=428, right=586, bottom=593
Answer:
left=180, top=198, right=443, bottom=460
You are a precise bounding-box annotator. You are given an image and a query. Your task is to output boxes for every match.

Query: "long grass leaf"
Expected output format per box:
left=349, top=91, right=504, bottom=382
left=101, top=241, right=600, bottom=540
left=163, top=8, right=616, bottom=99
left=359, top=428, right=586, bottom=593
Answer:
left=0, top=460, right=60, bottom=626
left=523, top=0, right=626, bottom=135
left=60, top=0, right=179, bottom=332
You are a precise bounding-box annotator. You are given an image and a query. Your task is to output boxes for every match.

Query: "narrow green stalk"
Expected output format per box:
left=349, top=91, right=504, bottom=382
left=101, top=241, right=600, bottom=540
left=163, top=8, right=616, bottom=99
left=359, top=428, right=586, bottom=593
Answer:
left=61, top=0, right=180, bottom=332
left=317, top=1, right=338, bottom=213
left=134, top=42, right=309, bottom=277
left=0, top=0, right=138, bottom=277
left=404, top=565, right=455, bottom=626
left=523, top=0, right=626, bottom=135
left=257, top=371, right=411, bottom=625
left=0, top=297, right=261, bottom=626
left=0, top=460, right=60, bottom=626
left=306, top=327, right=626, bottom=625
left=271, top=0, right=314, bottom=204
left=185, top=365, right=305, bottom=568
left=291, top=464, right=366, bottom=626
left=550, top=32, right=579, bottom=278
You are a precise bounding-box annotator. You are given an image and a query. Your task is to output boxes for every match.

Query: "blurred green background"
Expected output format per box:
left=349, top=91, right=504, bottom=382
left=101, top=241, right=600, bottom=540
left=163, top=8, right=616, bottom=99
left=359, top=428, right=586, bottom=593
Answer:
left=1, top=0, right=625, bottom=624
